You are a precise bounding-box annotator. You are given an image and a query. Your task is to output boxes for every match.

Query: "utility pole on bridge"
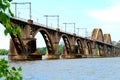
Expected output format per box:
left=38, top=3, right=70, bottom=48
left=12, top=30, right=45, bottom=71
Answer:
left=63, top=22, right=76, bottom=34
left=76, top=28, right=80, bottom=36
left=79, top=28, right=88, bottom=38
left=44, top=15, right=59, bottom=28
left=63, top=23, right=67, bottom=32
left=12, top=2, right=32, bottom=19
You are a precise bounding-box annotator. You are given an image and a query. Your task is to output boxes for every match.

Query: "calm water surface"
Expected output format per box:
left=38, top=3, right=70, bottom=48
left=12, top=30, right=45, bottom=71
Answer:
left=1, top=56, right=120, bottom=80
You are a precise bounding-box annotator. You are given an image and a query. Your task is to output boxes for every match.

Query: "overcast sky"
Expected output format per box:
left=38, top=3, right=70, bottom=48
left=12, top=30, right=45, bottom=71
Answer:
left=0, top=0, right=120, bottom=49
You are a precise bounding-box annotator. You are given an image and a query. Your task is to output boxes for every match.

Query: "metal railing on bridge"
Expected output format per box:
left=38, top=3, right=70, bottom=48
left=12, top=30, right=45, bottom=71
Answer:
left=13, top=17, right=82, bottom=38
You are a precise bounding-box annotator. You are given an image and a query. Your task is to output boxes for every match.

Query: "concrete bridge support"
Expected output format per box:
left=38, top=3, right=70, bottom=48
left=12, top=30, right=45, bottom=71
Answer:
left=45, top=42, right=60, bottom=59
left=98, top=44, right=105, bottom=56
left=74, top=38, right=84, bottom=58
left=90, top=42, right=99, bottom=57
left=60, top=34, right=75, bottom=59
left=8, top=38, right=42, bottom=60
left=8, top=19, right=42, bottom=60
left=44, top=28, right=60, bottom=59
left=104, top=45, right=108, bottom=57
left=84, top=41, right=93, bottom=57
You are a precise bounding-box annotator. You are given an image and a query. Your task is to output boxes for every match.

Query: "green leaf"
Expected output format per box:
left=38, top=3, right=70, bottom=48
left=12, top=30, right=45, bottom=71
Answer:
left=8, top=8, right=14, bottom=17
left=6, top=2, right=10, bottom=7
left=14, top=72, right=19, bottom=76
left=20, top=76, right=23, bottom=80
left=5, top=22, right=12, bottom=34
left=4, top=29, right=8, bottom=36
left=12, top=29, right=17, bottom=35
left=0, top=11, right=9, bottom=24
left=12, top=67, right=16, bottom=71
left=0, top=3, right=7, bottom=11
left=0, top=74, right=2, bottom=78
left=6, top=22, right=11, bottom=28
left=18, top=67, right=22, bottom=71
left=16, top=26, right=21, bottom=31
left=0, top=0, right=23, bottom=79
left=8, top=0, right=12, bottom=2
left=3, top=0, right=7, bottom=3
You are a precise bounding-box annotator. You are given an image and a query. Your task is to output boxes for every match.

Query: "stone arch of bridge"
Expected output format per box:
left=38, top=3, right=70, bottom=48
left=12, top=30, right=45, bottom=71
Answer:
left=91, top=28, right=104, bottom=42
left=59, top=34, right=71, bottom=55
left=76, top=38, right=84, bottom=55
left=104, top=34, right=112, bottom=44
left=104, top=45, right=108, bottom=56
left=86, top=41, right=92, bottom=55
left=34, top=28, right=54, bottom=55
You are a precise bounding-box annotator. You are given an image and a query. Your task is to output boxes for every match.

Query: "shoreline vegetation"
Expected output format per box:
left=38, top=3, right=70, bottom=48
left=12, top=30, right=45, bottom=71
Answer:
left=0, top=49, right=9, bottom=55
left=1, top=43, right=120, bottom=55
left=0, top=45, right=63, bottom=55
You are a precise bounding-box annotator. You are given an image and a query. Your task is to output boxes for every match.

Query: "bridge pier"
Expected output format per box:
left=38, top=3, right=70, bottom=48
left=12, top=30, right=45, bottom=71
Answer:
left=8, top=38, right=42, bottom=60
left=45, top=49, right=60, bottom=59
left=45, top=41, right=60, bottom=59
left=74, top=46, right=83, bottom=58
left=61, top=45, right=76, bottom=59
left=45, top=53, right=60, bottom=59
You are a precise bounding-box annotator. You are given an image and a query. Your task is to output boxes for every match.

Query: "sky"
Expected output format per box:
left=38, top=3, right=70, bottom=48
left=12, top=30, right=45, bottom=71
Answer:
left=0, top=0, right=120, bottom=49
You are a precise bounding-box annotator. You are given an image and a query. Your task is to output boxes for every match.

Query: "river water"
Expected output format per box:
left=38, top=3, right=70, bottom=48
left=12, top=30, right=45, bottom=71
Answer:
left=0, top=56, right=120, bottom=80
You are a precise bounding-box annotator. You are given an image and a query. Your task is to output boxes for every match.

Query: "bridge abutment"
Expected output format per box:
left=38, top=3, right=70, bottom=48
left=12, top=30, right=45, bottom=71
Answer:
left=8, top=38, right=42, bottom=60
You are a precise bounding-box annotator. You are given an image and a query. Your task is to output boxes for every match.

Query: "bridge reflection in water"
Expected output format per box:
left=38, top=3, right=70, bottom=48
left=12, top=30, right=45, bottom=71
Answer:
left=8, top=18, right=120, bottom=60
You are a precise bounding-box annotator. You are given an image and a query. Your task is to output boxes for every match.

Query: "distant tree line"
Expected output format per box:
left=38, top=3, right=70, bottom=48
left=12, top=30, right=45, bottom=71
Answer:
left=115, top=43, right=120, bottom=48
left=58, top=45, right=62, bottom=55
left=112, top=41, right=120, bottom=48
left=0, top=45, right=63, bottom=55
left=0, top=49, right=9, bottom=55
left=37, top=47, right=46, bottom=55
left=37, top=45, right=63, bottom=55
left=1, top=42, right=120, bottom=56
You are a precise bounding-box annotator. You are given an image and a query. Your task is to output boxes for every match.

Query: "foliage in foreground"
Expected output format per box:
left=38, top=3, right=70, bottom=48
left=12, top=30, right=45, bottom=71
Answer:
left=0, top=58, right=22, bottom=80
left=0, top=0, right=23, bottom=80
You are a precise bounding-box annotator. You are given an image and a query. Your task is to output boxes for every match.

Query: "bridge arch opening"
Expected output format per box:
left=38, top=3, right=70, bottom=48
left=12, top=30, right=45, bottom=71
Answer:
left=34, top=29, right=54, bottom=58
left=58, top=38, right=64, bottom=55
left=58, top=34, right=71, bottom=57
left=76, top=38, right=84, bottom=55
left=35, top=32, right=46, bottom=56
left=86, top=41, right=92, bottom=56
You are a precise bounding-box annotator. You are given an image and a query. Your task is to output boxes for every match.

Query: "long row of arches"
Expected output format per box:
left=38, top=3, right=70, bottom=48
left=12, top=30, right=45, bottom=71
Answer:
left=33, top=28, right=118, bottom=59
left=8, top=18, right=120, bottom=60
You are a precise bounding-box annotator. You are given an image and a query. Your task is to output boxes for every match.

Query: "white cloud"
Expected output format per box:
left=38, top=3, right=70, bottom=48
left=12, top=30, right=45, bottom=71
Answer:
left=89, top=4, right=120, bottom=22
left=108, top=0, right=120, bottom=4
left=88, top=0, right=120, bottom=23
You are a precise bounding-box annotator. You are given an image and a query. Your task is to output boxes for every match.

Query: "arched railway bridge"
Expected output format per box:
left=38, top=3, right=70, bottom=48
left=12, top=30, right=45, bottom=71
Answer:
left=8, top=18, right=120, bottom=60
